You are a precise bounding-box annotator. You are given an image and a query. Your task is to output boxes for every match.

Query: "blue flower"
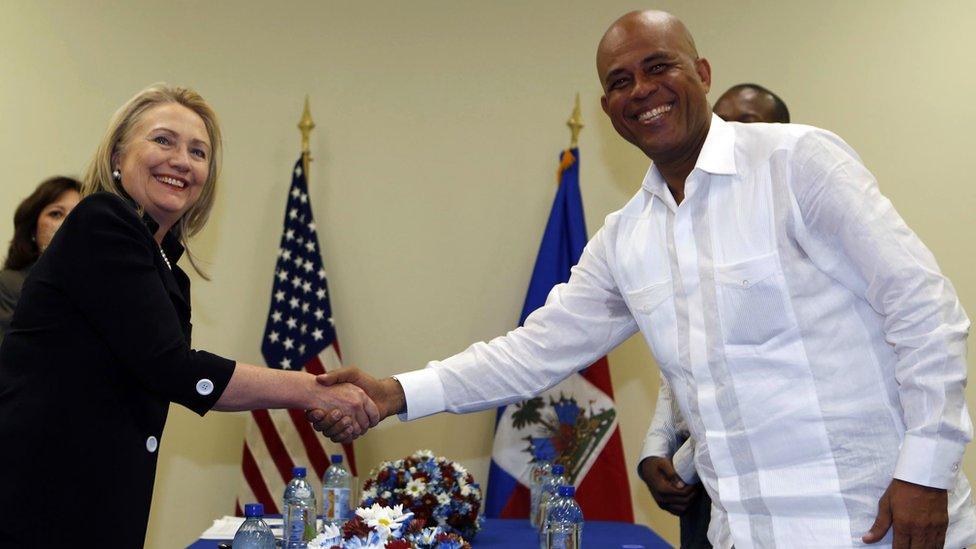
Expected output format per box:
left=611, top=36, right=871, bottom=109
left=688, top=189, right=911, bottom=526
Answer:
left=342, top=530, right=385, bottom=548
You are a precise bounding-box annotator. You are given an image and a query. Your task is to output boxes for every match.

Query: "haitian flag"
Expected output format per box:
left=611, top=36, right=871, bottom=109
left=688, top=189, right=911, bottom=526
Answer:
left=484, top=148, right=634, bottom=521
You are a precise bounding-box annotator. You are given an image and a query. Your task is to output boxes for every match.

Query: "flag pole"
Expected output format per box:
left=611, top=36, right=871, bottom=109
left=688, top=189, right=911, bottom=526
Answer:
left=298, top=95, right=316, bottom=178
left=557, top=94, right=584, bottom=183
left=566, top=93, right=584, bottom=149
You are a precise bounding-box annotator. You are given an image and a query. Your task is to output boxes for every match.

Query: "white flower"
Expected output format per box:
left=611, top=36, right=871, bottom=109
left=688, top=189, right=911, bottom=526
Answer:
left=409, top=466, right=417, bottom=474
left=460, top=484, right=472, bottom=497
left=405, top=478, right=427, bottom=497
left=381, top=490, right=392, bottom=499
left=309, top=523, right=341, bottom=548
left=417, top=527, right=444, bottom=544
left=362, top=486, right=378, bottom=500
left=415, top=449, right=435, bottom=459
left=452, top=462, right=468, bottom=475
left=437, top=492, right=451, bottom=506
left=355, top=503, right=413, bottom=539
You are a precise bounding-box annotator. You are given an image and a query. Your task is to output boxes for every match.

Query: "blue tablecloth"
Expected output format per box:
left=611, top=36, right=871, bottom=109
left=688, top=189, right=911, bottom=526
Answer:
left=187, top=517, right=671, bottom=548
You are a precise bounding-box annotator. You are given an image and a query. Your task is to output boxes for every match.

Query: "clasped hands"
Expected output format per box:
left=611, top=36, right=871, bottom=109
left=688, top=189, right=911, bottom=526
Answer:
left=303, top=367, right=404, bottom=442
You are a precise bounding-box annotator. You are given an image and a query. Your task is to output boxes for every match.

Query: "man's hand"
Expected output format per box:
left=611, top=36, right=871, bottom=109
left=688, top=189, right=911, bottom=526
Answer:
left=304, top=367, right=405, bottom=442
left=862, top=478, right=948, bottom=547
left=304, top=376, right=380, bottom=441
left=638, top=455, right=700, bottom=516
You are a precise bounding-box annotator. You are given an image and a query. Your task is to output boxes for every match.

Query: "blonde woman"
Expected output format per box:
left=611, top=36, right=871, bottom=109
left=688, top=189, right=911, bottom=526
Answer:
left=0, top=84, right=376, bottom=547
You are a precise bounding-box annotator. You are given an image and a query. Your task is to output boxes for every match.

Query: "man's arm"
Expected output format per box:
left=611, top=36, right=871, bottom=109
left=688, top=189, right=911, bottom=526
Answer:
left=376, top=225, right=639, bottom=423
left=788, top=129, right=970, bottom=545
left=638, top=376, right=699, bottom=515
left=310, top=223, right=641, bottom=438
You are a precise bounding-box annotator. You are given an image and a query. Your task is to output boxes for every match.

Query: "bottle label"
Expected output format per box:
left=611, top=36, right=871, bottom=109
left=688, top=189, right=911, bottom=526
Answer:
left=285, top=504, right=312, bottom=542
left=323, top=487, right=351, bottom=520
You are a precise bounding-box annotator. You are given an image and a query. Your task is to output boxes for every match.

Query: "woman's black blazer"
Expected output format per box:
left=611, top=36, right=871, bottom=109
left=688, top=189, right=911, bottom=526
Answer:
left=0, top=192, right=236, bottom=547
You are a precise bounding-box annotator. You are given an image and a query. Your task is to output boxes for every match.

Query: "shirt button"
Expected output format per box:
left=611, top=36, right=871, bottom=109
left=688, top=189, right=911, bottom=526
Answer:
left=952, top=462, right=960, bottom=472
left=741, top=279, right=750, bottom=287
left=196, top=378, right=214, bottom=396
left=146, top=436, right=158, bottom=453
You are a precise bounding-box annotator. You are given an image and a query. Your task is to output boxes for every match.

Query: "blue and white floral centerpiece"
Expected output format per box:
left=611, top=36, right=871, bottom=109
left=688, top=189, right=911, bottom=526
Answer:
left=360, top=450, right=482, bottom=540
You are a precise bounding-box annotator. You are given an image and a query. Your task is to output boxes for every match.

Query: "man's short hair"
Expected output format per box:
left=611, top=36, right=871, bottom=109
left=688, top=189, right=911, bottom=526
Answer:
left=728, top=83, right=790, bottom=123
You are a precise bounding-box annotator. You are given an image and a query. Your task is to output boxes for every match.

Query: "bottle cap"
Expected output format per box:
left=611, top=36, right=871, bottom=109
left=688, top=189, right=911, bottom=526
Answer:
left=557, top=485, right=575, bottom=497
left=292, top=466, right=307, bottom=478
left=331, top=454, right=343, bottom=464
left=551, top=464, right=565, bottom=475
left=244, top=503, right=265, bottom=518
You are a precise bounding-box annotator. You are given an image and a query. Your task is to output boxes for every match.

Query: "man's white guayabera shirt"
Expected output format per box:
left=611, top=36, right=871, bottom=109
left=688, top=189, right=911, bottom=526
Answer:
left=395, top=115, right=976, bottom=548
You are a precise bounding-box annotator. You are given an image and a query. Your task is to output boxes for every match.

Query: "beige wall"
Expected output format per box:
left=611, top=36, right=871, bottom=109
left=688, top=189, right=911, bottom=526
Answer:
left=2, top=1, right=974, bottom=547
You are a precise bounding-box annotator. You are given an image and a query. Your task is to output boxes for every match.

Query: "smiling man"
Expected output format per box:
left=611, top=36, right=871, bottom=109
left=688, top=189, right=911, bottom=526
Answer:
left=313, top=10, right=975, bottom=548
left=592, top=11, right=974, bottom=547
left=597, top=12, right=974, bottom=547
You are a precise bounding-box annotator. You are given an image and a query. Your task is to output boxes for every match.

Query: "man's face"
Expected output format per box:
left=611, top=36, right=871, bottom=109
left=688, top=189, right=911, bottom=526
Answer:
left=598, top=16, right=712, bottom=163
left=713, top=88, right=778, bottom=123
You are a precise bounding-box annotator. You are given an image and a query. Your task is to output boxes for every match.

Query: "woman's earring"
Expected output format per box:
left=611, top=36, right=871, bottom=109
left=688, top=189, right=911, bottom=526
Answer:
left=112, top=169, right=121, bottom=181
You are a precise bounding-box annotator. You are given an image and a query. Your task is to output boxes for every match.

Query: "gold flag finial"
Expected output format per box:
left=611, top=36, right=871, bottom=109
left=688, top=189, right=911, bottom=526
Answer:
left=298, top=95, right=315, bottom=174
left=567, top=93, right=584, bottom=149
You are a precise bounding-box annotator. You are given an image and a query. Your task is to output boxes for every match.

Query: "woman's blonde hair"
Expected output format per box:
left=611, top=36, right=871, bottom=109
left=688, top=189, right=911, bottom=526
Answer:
left=82, top=83, right=222, bottom=278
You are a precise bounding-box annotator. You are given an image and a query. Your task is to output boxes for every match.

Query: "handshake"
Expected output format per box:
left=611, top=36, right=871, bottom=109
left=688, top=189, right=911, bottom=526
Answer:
left=303, top=367, right=406, bottom=443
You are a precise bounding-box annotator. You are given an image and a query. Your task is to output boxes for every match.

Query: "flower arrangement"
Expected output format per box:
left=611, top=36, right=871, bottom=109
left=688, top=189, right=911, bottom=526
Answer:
left=310, top=504, right=471, bottom=549
left=360, top=449, right=482, bottom=540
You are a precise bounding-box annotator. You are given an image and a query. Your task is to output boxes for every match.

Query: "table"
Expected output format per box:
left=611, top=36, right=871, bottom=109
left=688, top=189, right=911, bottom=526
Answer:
left=188, top=517, right=671, bottom=548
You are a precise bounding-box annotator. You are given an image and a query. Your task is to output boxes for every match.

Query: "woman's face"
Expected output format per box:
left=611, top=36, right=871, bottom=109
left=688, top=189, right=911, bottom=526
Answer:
left=35, top=189, right=81, bottom=253
left=114, top=103, right=211, bottom=235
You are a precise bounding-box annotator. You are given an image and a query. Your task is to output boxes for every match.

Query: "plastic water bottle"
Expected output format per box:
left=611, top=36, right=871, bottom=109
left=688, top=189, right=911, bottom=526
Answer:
left=283, top=467, right=317, bottom=548
left=543, top=485, right=583, bottom=549
left=322, top=454, right=352, bottom=528
left=529, top=448, right=553, bottom=527
left=536, top=464, right=566, bottom=532
left=233, top=503, right=275, bottom=549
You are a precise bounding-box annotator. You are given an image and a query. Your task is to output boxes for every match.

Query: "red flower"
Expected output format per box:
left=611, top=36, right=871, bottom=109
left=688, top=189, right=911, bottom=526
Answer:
left=341, top=516, right=371, bottom=539
left=405, top=517, right=426, bottom=534
left=384, top=540, right=411, bottom=549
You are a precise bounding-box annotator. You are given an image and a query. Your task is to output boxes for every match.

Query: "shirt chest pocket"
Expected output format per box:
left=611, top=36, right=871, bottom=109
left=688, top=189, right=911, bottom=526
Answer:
left=714, top=252, right=796, bottom=349
left=625, top=279, right=677, bottom=367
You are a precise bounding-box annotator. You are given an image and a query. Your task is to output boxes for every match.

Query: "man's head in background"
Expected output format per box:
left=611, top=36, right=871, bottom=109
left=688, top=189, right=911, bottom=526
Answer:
left=713, top=83, right=790, bottom=123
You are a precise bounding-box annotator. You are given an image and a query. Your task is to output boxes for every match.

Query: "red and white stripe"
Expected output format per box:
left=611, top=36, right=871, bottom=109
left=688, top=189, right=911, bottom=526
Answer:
left=236, top=344, right=358, bottom=515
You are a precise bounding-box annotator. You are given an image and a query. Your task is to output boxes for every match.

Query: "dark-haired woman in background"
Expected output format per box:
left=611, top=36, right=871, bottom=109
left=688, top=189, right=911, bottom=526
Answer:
left=0, top=176, right=81, bottom=342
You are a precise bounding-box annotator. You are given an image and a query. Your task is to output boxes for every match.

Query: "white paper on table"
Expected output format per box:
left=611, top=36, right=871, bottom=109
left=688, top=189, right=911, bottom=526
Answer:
left=200, top=516, right=324, bottom=539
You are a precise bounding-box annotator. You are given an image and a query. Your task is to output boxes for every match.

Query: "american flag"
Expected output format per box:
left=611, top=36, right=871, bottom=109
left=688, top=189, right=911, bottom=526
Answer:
left=237, top=156, right=357, bottom=515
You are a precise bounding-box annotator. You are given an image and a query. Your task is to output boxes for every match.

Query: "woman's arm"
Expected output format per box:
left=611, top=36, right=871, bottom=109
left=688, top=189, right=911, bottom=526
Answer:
left=214, top=362, right=379, bottom=435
